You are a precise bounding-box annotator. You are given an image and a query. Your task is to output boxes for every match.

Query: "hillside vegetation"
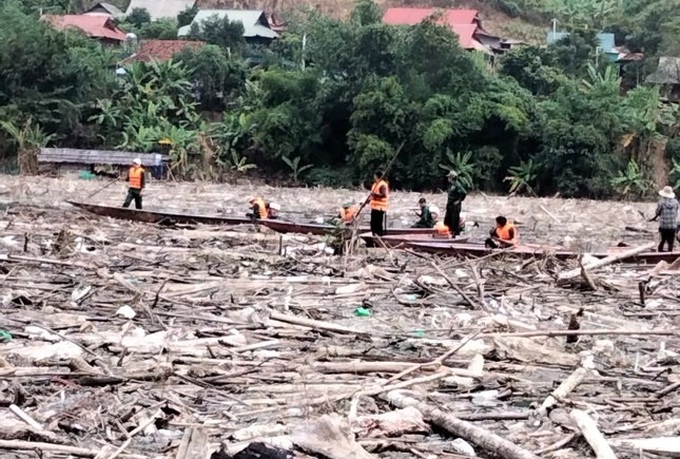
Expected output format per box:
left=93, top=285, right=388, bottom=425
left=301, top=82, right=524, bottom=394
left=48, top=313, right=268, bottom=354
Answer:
left=3, top=0, right=680, bottom=200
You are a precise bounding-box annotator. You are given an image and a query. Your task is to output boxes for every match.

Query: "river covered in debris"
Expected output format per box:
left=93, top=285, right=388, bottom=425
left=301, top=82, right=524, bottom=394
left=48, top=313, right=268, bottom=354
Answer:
left=0, top=175, right=679, bottom=458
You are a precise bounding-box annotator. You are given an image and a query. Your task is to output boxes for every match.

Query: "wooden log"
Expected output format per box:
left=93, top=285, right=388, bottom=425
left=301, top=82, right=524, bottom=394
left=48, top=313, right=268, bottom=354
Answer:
left=569, top=409, right=617, bottom=459
left=383, top=391, right=541, bottom=459
left=269, top=312, right=370, bottom=335
left=175, top=427, right=209, bottom=459
left=291, top=414, right=373, bottom=459
left=537, top=367, right=588, bottom=416
left=0, top=440, right=145, bottom=459
left=609, top=436, right=680, bottom=456
left=559, top=243, right=655, bottom=280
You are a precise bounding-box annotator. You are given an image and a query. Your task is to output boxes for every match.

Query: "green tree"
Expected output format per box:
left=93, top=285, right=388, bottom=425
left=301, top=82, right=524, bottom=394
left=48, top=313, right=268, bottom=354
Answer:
left=177, top=5, right=198, bottom=27
left=188, top=14, right=246, bottom=53
left=174, top=45, right=246, bottom=111
left=126, top=8, right=151, bottom=28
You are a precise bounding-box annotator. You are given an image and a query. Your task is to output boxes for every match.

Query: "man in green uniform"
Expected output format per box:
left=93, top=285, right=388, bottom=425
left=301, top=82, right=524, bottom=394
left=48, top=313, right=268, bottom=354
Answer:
left=412, top=198, right=434, bottom=228
left=444, top=170, right=467, bottom=236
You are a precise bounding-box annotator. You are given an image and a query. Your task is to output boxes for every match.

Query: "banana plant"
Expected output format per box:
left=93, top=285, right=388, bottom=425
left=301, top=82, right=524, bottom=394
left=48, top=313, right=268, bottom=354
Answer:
left=282, top=155, right=313, bottom=183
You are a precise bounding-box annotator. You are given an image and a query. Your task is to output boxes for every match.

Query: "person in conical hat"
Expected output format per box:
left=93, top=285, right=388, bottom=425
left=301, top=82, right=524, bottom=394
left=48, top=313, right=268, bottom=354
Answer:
left=650, top=186, right=678, bottom=252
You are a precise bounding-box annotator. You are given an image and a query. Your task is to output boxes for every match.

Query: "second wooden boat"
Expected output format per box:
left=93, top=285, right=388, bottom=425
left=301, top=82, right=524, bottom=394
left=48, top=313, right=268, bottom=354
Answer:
left=360, top=232, right=470, bottom=248
left=408, top=241, right=680, bottom=263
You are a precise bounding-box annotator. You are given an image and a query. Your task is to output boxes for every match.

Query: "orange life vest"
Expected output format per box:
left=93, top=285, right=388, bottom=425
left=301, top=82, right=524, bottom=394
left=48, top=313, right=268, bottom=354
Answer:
left=370, top=180, right=389, bottom=211
left=340, top=206, right=356, bottom=223
left=433, top=221, right=451, bottom=238
left=496, top=223, right=518, bottom=247
left=251, top=198, right=267, bottom=219
left=128, top=166, right=144, bottom=189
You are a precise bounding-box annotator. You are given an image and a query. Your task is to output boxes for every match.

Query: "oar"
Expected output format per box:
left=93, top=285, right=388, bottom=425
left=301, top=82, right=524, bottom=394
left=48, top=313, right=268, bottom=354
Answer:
left=86, top=179, right=118, bottom=201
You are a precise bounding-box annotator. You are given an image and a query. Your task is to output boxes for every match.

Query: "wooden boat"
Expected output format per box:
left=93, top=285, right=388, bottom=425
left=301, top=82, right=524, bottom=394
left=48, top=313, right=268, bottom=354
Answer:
left=360, top=232, right=470, bottom=248
left=408, top=241, right=680, bottom=264
left=67, top=201, right=436, bottom=237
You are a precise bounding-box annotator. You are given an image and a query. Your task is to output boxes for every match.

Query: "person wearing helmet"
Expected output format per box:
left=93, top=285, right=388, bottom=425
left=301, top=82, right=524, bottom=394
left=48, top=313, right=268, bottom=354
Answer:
left=412, top=198, right=434, bottom=228
left=122, top=158, right=145, bottom=209
left=267, top=202, right=281, bottom=219
left=444, top=170, right=467, bottom=237
left=247, top=197, right=267, bottom=220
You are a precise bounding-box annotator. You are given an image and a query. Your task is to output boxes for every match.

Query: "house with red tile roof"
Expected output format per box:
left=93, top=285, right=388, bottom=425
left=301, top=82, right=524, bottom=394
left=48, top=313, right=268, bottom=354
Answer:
left=383, top=8, right=506, bottom=54
left=42, top=14, right=127, bottom=45
left=121, top=40, right=206, bottom=64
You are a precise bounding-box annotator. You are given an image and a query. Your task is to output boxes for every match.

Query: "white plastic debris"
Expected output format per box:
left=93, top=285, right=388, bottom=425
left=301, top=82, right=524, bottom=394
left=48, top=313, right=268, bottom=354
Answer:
left=451, top=438, right=476, bottom=456
left=335, top=284, right=364, bottom=295
left=472, top=390, right=499, bottom=407
left=25, top=325, right=60, bottom=343
left=71, top=285, right=92, bottom=301
left=115, top=305, right=137, bottom=319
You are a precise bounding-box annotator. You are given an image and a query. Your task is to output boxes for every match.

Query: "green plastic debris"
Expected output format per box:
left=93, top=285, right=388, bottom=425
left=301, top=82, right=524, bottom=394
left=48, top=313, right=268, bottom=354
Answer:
left=411, top=329, right=426, bottom=338
left=353, top=307, right=371, bottom=317
left=79, top=171, right=97, bottom=180
left=0, top=330, right=12, bottom=342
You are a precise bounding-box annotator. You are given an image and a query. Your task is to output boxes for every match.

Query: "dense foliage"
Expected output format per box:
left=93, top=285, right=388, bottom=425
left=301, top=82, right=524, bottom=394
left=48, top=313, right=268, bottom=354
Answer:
left=2, top=0, right=680, bottom=198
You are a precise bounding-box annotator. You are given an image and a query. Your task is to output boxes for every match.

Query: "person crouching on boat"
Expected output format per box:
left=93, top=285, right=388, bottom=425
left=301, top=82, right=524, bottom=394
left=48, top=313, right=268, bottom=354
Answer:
left=332, top=201, right=357, bottom=226
left=412, top=198, right=434, bottom=228
left=247, top=197, right=267, bottom=220
left=486, top=216, right=518, bottom=248
left=649, top=186, right=678, bottom=252
left=267, top=202, right=281, bottom=219
left=122, top=158, right=145, bottom=210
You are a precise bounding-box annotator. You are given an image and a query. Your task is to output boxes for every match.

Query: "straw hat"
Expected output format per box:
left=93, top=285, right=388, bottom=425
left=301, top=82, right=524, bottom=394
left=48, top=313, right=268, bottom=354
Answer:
left=659, top=186, right=676, bottom=199
left=447, top=170, right=458, bottom=178
left=133, top=158, right=142, bottom=165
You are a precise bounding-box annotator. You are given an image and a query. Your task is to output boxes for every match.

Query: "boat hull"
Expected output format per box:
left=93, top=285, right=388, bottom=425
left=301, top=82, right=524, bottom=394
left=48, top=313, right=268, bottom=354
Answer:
left=408, top=241, right=680, bottom=263
left=67, top=201, right=435, bottom=237
left=360, top=232, right=470, bottom=248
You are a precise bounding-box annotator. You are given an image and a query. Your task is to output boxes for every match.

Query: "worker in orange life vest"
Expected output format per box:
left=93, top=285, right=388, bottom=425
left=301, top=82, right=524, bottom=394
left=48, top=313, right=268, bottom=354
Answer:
left=486, top=216, right=519, bottom=248
left=369, top=170, right=389, bottom=236
left=122, top=158, right=145, bottom=209
left=248, top=197, right=267, bottom=220
left=340, top=201, right=357, bottom=224
left=430, top=205, right=451, bottom=238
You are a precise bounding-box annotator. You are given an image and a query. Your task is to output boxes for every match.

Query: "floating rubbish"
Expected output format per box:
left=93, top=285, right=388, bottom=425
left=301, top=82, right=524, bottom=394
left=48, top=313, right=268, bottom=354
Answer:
left=353, top=307, right=371, bottom=317
left=0, top=330, right=11, bottom=342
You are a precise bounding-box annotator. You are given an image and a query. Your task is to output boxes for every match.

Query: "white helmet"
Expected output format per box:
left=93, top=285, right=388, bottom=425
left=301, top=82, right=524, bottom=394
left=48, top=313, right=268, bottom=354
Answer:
left=429, top=205, right=440, bottom=215
left=269, top=202, right=281, bottom=211
left=133, top=158, right=142, bottom=165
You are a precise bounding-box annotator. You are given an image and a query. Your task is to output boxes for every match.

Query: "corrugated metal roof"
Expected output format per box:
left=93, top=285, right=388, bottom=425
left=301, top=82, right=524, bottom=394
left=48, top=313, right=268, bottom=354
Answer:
left=646, top=57, right=680, bottom=85
left=125, top=0, right=196, bottom=21
left=39, top=148, right=167, bottom=166
left=84, top=2, right=124, bottom=18
left=382, top=8, right=483, bottom=50
left=178, top=9, right=279, bottom=39
left=121, top=40, right=206, bottom=64
left=42, top=14, right=127, bottom=41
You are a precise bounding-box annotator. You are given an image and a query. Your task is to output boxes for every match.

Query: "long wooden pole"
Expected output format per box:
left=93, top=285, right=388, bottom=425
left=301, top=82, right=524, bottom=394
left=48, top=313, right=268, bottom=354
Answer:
left=350, top=141, right=406, bottom=225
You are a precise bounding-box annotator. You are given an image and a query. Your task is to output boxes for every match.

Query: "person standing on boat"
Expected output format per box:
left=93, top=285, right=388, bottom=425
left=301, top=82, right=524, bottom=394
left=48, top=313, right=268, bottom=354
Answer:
left=412, top=198, right=434, bottom=228
left=486, top=216, right=519, bottom=248
left=650, top=186, right=678, bottom=252
left=122, top=158, right=145, bottom=210
left=444, top=171, right=467, bottom=236
left=369, top=170, right=389, bottom=236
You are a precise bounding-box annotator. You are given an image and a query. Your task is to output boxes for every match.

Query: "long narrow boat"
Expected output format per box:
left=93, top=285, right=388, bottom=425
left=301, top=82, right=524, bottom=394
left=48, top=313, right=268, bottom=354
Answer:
left=67, top=201, right=436, bottom=237
left=408, top=241, right=680, bottom=263
left=360, top=232, right=469, bottom=248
